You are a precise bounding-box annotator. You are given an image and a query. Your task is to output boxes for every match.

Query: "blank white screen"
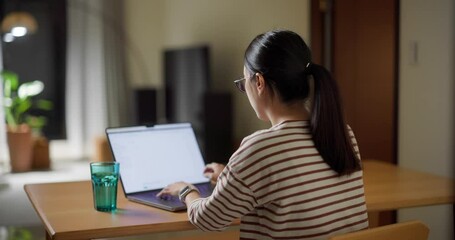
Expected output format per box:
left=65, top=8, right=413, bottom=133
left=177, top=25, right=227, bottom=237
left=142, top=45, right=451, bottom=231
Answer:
left=107, top=124, right=207, bottom=194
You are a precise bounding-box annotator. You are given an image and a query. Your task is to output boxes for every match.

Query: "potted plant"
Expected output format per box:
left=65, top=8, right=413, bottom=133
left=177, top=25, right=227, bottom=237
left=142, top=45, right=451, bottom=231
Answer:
left=1, top=70, right=52, bottom=172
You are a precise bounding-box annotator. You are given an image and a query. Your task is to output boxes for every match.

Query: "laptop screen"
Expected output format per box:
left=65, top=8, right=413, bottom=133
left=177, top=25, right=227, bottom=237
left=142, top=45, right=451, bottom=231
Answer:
left=106, top=123, right=208, bottom=194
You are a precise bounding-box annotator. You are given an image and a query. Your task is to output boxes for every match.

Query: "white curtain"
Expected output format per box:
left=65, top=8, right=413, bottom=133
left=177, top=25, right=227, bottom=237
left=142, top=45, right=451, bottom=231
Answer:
left=0, top=41, right=8, bottom=169
left=102, top=0, right=133, bottom=127
left=52, top=0, right=132, bottom=160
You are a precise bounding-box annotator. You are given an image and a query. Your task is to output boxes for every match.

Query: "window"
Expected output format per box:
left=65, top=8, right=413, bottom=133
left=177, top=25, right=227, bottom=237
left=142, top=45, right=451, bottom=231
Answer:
left=1, top=0, right=67, bottom=139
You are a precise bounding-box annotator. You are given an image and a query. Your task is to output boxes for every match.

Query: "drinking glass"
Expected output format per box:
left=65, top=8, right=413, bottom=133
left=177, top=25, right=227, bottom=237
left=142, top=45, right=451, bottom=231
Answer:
left=90, top=162, right=119, bottom=211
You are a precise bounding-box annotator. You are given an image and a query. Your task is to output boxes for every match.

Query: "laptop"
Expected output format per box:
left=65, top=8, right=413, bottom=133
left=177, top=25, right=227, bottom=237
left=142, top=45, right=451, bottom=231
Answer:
left=106, top=123, right=214, bottom=211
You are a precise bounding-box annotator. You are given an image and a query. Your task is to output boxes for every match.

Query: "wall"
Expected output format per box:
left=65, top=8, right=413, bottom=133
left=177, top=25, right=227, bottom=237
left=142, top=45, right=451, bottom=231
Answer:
left=399, top=0, right=454, bottom=239
left=124, top=0, right=310, bottom=141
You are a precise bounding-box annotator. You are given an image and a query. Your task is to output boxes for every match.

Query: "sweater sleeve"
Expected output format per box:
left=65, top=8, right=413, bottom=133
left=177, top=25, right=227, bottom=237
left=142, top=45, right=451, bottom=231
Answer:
left=187, top=165, right=257, bottom=231
left=347, top=125, right=361, bottom=160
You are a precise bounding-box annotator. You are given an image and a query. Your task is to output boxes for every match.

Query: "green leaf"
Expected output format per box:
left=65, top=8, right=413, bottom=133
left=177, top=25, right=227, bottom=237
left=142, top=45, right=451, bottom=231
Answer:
left=1, top=71, right=19, bottom=97
left=15, top=100, right=32, bottom=120
left=3, top=97, right=13, bottom=107
left=5, top=108, right=17, bottom=128
left=7, top=226, right=33, bottom=240
left=37, top=99, right=53, bottom=110
left=1, top=70, right=51, bottom=129
left=26, top=115, right=47, bottom=129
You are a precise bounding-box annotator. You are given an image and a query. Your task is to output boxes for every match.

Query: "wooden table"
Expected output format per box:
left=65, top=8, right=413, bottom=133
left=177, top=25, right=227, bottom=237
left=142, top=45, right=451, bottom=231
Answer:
left=24, top=160, right=454, bottom=240
left=362, top=160, right=454, bottom=211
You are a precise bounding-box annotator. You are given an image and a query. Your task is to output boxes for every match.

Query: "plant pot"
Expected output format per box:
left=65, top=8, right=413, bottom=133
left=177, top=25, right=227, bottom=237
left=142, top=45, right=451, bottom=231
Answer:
left=32, top=136, right=51, bottom=170
left=7, top=125, right=33, bottom=172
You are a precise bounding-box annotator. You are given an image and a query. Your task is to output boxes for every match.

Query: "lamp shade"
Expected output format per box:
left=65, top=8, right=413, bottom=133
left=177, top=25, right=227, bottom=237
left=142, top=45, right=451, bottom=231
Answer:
left=1, top=11, right=38, bottom=35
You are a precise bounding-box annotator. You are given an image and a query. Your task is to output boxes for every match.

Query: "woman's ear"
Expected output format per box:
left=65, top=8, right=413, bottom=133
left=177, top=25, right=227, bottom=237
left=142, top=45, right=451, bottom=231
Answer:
left=256, top=73, right=266, bottom=95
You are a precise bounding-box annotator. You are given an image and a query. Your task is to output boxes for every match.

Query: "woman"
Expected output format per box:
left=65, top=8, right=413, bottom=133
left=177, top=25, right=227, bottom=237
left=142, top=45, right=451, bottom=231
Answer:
left=157, top=30, right=369, bottom=239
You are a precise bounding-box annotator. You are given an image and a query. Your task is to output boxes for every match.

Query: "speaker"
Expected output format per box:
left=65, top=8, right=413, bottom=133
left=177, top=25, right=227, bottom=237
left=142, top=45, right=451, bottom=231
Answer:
left=134, top=88, right=157, bottom=125
left=163, top=45, right=233, bottom=164
left=203, top=92, right=233, bottom=165
left=164, top=46, right=209, bottom=132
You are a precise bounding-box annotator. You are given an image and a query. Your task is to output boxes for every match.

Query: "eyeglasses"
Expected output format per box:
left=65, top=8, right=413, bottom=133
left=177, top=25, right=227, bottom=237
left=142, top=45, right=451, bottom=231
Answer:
left=233, top=77, right=247, bottom=93
left=233, top=75, right=254, bottom=93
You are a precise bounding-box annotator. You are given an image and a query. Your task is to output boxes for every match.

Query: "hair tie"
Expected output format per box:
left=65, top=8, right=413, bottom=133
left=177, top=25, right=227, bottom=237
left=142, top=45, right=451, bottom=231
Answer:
left=303, top=62, right=312, bottom=76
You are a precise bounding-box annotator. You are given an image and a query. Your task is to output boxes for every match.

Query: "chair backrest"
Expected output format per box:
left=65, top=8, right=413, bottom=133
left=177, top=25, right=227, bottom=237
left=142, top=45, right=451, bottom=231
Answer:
left=329, top=220, right=429, bottom=240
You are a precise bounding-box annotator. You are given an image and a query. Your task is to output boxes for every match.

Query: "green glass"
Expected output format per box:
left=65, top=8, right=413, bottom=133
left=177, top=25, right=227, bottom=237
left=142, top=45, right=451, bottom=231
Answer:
left=90, top=162, right=119, bottom=211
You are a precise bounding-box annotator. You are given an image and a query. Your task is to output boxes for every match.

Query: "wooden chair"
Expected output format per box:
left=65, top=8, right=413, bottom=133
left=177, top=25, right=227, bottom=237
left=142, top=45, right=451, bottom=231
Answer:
left=329, top=220, right=429, bottom=240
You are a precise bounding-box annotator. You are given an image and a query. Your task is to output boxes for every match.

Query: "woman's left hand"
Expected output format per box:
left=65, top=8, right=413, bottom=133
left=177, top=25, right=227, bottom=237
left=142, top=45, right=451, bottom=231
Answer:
left=156, top=181, right=191, bottom=198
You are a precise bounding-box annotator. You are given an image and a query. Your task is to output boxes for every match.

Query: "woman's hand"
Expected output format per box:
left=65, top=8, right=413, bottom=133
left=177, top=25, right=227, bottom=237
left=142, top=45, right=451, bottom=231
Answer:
left=203, top=163, right=225, bottom=183
left=156, top=181, right=190, bottom=198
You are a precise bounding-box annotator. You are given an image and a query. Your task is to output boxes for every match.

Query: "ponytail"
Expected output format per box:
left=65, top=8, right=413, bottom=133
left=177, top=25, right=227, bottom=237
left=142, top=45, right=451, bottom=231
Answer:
left=310, top=63, right=361, bottom=175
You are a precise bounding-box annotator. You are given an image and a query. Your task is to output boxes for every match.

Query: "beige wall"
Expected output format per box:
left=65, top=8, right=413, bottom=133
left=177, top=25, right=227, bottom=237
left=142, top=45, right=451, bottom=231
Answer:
left=124, top=0, right=310, bottom=141
left=399, top=0, right=454, bottom=239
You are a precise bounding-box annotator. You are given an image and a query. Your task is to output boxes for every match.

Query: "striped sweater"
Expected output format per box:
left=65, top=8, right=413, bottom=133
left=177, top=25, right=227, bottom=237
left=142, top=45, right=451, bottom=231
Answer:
left=188, top=120, right=369, bottom=239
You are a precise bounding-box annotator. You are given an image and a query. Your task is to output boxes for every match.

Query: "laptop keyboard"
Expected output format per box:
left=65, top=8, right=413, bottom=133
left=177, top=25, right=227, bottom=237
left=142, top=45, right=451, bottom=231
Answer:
left=129, top=182, right=214, bottom=209
left=194, top=182, right=214, bottom=198
left=133, top=191, right=182, bottom=206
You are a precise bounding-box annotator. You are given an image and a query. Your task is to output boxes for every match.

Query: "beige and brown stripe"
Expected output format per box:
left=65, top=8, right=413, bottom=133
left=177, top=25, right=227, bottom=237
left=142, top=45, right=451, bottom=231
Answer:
left=188, top=120, right=368, bottom=239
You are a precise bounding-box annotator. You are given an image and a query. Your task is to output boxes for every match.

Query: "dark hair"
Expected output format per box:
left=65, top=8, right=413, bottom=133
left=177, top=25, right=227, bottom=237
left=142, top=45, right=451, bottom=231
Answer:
left=244, top=30, right=360, bottom=175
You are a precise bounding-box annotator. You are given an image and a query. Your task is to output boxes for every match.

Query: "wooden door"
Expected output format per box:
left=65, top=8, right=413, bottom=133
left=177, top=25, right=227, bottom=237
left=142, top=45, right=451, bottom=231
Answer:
left=311, top=0, right=398, bottom=226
